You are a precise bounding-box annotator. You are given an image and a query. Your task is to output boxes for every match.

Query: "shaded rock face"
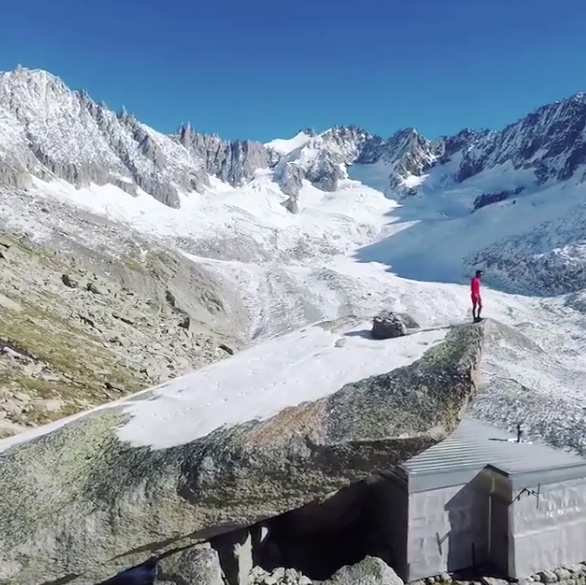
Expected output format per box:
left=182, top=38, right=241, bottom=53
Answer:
left=0, top=321, right=484, bottom=585
left=98, top=560, right=158, bottom=585
left=255, top=479, right=389, bottom=580
left=472, top=187, right=524, bottom=212
left=177, top=126, right=271, bottom=186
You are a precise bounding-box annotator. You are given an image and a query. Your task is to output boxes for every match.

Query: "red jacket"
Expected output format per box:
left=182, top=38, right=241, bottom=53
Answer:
left=471, top=276, right=481, bottom=298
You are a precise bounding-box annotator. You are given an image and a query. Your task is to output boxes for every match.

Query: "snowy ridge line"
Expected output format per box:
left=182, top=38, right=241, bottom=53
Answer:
left=4, top=66, right=586, bottom=216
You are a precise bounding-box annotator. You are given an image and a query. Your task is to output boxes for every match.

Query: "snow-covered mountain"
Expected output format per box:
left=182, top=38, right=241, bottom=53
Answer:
left=5, top=65, right=586, bottom=215
left=0, top=66, right=274, bottom=207
left=6, top=64, right=586, bottom=294
left=7, top=64, right=586, bottom=585
left=273, top=94, right=586, bottom=204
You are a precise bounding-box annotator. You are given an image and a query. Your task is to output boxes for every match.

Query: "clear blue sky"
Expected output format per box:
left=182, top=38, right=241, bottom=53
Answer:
left=2, top=0, right=586, bottom=142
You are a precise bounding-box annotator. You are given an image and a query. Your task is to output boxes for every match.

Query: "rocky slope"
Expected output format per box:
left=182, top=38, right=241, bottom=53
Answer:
left=0, top=187, right=242, bottom=439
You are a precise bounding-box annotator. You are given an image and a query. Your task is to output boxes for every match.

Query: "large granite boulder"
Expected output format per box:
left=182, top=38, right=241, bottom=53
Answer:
left=0, top=318, right=485, bottom=585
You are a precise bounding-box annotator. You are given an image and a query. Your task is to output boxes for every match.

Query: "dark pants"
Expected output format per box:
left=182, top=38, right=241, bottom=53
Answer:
left=472, top=295, right=482, bottom=320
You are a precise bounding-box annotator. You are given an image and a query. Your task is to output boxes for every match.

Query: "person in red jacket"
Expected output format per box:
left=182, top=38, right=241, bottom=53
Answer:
left=471, top=270, right=483, bottom=322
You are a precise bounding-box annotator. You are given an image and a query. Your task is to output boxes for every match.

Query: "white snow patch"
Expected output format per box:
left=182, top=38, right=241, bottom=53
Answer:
left=402, top=173, right=428, bottom=189
left=27, top=175, right=396, bottom=262
left=265, top=131, right=312, bottom=155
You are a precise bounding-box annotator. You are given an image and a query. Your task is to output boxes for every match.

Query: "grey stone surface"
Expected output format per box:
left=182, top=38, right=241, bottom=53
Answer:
left=156, top=544, right=224, bottom=585
left=249, top=566, right=313, bottom=585
left=414, top=561, right=586, bottom=585
left=0, top=320, right=484, bottom=585
left=316, top=556, right=404, bottom=585
left=248, top=557, right=403, bottom=585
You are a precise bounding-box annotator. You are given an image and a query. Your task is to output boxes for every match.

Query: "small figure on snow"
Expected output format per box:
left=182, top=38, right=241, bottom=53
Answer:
left=471, top=270, right=483, bottom=322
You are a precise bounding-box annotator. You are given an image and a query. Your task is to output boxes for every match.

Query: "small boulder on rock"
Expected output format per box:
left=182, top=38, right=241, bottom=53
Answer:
left=86, top=281, right=102, bottom=295
left=371, top=311, right=408, bottom=340
left=398, top=313, right=420, bottom=329
left=156, top=544, right=224, bottom=585
left=61, top=273, right=78, bottom=288
left=316, top=557, right=404, bottom=585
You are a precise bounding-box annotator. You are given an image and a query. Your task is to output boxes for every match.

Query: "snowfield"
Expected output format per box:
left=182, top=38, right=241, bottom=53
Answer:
left=3, top=155, right=586, bottom=454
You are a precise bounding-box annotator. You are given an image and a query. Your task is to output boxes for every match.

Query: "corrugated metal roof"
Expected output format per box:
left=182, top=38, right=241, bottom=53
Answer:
left=401, top=418, right=586, bottom=478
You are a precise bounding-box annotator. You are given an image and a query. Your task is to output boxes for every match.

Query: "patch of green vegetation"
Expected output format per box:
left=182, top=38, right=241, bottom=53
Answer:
left=419, top=323, right=483, bottom=371
left=0, top=299, right=142, bottom=427
left=121, top=256, right=146, bottom=273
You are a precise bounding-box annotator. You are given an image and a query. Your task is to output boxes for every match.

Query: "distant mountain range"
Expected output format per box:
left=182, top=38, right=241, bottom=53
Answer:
left=2, top=65, right=586, bottom=214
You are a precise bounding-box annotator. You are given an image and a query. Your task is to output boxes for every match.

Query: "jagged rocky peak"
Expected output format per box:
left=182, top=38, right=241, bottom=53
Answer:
left=378, top=92, right=586, bottom=200
left=298, top=126, right=318, bottom=137
left=271, top=124, right=445, bottom=197
left=175, top=124, right=272, bottom=185
left=0, top=65, right=213, bottom=207
left=437, top=127, right=489, bottom=162
left=384, top=127, right=438, bottom=163
left=273, top=125, right=378, bottom=196
left=0, top=65, right=65, bottom=101
left=450, top=92, right=586, bottom=187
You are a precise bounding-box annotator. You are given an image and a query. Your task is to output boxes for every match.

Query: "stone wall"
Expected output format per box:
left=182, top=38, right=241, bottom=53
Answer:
left=409, top=562, right=586, bottom=585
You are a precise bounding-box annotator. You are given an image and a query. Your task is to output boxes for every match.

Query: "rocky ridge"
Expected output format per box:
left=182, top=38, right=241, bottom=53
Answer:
left=0, top=187, right=242, bottom=439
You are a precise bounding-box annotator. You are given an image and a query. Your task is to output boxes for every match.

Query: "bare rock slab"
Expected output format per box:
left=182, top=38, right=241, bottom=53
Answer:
left=0, top=319, right=485, bottom=585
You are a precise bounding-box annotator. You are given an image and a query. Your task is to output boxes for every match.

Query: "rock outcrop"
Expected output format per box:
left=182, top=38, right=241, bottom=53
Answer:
left=0, top=319, right=484, bottom=585
left=371, top=311, right=409, bottom=339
